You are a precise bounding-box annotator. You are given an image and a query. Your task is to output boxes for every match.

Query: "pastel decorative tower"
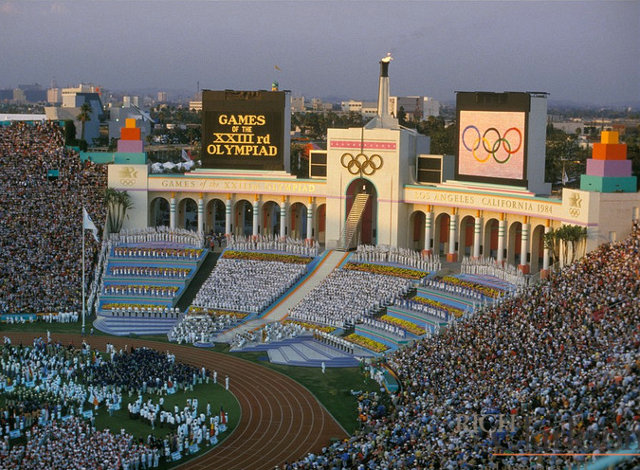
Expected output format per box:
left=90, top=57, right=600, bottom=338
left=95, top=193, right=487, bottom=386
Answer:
left=117, top=118, right=144, bottom=153
left=580, top=131, right=636, bottom=192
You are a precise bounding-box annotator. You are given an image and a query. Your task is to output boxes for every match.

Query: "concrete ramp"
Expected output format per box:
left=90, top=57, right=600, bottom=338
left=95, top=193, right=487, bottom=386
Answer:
left=214, top=250, right=348, bottom=344
left=263, top=250, right=349, bottom=321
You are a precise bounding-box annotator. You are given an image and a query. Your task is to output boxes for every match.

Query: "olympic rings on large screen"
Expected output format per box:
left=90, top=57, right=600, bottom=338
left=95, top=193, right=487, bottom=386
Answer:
left=340, top=152, right=383, bottom=176
left=461, top=125, right=522, bottom=164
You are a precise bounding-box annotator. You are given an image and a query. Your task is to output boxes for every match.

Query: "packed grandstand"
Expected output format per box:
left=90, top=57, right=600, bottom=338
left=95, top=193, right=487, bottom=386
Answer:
left=1, top=122, right=639, bottom=469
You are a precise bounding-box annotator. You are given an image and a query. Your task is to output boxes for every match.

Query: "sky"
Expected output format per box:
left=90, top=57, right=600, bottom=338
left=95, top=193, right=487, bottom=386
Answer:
left=1, top=0, right=638, bottom=106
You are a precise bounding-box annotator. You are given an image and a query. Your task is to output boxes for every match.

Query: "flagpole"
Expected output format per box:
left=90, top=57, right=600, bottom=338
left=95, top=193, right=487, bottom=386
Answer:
left=82, top=225, right=86, bottom=335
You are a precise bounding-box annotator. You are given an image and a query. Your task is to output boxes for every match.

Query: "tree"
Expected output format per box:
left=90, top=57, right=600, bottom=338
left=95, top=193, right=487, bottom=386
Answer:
left=397, top=106, right=407, bottom=127
left=565, top=225, right=588, bottom=263
left=105, top=188, right=133, bottom=233
left=64, top=120, right=76, bottom=145
left=543, top=229, right=559, bottom=268
left=76, top=102, right=92, bottom=143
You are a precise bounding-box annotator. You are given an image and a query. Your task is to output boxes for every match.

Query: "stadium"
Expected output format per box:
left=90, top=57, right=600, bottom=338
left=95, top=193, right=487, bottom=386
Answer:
left=1, top=57, right=639, bottom=470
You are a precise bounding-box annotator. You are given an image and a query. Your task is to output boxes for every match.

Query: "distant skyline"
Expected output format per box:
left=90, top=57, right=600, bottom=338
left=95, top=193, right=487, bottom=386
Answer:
left=1, top=1, right=638, bottom=106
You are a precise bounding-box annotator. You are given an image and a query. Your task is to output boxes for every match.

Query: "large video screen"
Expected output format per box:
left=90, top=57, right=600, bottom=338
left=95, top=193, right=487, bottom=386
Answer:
left=201, top=90, right=286, bottom=171
left=458, top=110, right=526, bottom=181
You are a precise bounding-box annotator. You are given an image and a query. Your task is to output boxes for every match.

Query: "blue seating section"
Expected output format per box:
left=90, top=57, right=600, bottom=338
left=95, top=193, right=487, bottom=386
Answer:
left=94, top=243, right=208, bottom=336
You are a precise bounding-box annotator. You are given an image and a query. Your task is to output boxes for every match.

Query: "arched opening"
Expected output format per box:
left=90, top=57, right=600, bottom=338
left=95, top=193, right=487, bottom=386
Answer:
left=178, top=198, right=197, bottom=231
left=345, top=178, right=377, bottom=245
left=149, top=197, right=170, bottom=228
left=261, top=201, right=281, bottom=237
left=458, top=215, right=475, bottom=257
left=316, top=204, right=326, bottom=244
left=205, top=199, right=226, bottom=235
left=234, top=200, right=252, bottom=236
left=433, top=213, right=450, bottom=256
left=507, top=221, right=523, bottom=266
left=290, top=202, right=307, bottom=240
left=530, top=225, right=545, bottom=272
left=483, top=218, right=499, bottom=260
left=409, top=211, right=426, bottom=251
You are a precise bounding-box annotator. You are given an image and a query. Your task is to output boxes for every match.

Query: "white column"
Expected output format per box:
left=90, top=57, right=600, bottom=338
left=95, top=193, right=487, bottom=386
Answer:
left=473, top=216, right=483, bottom=258
left=306, top=203, right=314, bottom=240
left=423, top=211, right=433, bottom=254
left=252, top=200, right=259, bottom=236
left=169, top=196, right=176, bottom=230
left=447, top=213, right=457, bottom=262
left=279, top=200, right=287, bottom=238
left=225, top=198, right=232, bottom=236
left=520, top=223, right=530, bottom=269
left=197, top=197, right=204, bottom=233
left=497, top=219, right=506, bottom=264
left=542, top=225, right=551, bottom=271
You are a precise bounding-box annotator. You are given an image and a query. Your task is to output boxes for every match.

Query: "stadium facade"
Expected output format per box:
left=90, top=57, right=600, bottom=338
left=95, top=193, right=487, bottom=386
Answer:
left=108, top=58, right=639, bottom=276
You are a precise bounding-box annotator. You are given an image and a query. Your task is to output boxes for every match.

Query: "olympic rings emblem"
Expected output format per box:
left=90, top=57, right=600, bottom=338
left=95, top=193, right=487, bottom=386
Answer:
left=119, top=179, right=136, bottom=187
left=340, top=153, right=383, bottom=176
left=461, top=125, right=522, bottom=164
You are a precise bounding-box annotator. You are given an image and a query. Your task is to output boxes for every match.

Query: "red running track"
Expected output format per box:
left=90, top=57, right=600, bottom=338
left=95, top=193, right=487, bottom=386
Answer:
left=5, top=333, right=348, bottom=470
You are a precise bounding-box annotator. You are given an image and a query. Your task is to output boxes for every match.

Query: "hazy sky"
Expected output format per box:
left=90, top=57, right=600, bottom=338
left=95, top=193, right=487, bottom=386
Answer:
left=1, top=0, right=638, bottom=105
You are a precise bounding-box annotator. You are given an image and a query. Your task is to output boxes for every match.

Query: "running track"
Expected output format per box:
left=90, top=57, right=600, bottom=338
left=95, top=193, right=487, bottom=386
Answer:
left=5, top=333, right=348, bottom=470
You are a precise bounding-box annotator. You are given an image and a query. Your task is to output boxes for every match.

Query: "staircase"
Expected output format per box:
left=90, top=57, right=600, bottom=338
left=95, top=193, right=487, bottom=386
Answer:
left=340, top=193, right=369, bottom=251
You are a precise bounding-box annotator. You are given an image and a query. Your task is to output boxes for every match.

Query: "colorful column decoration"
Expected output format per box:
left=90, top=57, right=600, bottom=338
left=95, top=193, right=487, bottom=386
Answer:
left=117, top=118, right=145, bottom=154
left=423, top=208, right=433, bottom=256
left=473, top=212, right=483, bottom=259
left=580, top=131, right=636, bottom=192
left=446, top=210, right=458, bottom=263
left=542, top=222, right=551, bottom=275
left=225, top=196, right=232, bottom=236
left=169, top=193, right=176, bottom=230
left=280, top=197, right=287, bottom=239
left=518, top=219, right=530, bottom=274
left=497, top=215, right=506, bottom=265
left=197, top=195, right=204, bottom=234
left=252, top=198, right=260, bottom=237
left=306, top=198, right=314, bottom=241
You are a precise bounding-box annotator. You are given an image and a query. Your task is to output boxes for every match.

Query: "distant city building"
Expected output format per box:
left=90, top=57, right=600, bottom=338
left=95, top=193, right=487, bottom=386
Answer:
left=550, top=120, right=584, bottom=134
left=157, top=91, right=168, bottom=103
left=389, top=96, right=440, bottom=121
left=340, top=100, right=363, bottom=113
left=291, top=96, right=305, bottom=112
left=122, top=96, right=139, bottom=108
left=361, top=102, right=378, bottom=118
left=12, top=89, right=26, bottom=104
left=188, top=100, right=202, bottom=111
left=45, top=84, right=104, bottom=143
left=47, top=87, right=61, bottom=104
left=17, top=84, right=47, bottom=103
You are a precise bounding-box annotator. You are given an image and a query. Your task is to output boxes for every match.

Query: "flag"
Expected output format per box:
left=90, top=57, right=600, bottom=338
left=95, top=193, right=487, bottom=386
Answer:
left=83, top=208, right=99, bottom=242
left=562, top=168, right=569, bottom=186
left=181, top=149, right=191, bottom=162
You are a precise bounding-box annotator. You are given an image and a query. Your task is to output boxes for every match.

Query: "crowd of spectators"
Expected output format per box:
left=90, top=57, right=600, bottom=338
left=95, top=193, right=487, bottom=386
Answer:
left=192, top=258, right=307, bottom=314
left=289, top=269, right=413, bottom=328
left=289, top=222, right=640, bottom=469
left=0, top=122, right=106, bottom=314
